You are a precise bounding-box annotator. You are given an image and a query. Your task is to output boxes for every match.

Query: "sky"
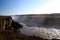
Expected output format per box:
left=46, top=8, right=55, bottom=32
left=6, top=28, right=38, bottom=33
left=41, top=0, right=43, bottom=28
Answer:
left=0, top=0, right=60, bottom=15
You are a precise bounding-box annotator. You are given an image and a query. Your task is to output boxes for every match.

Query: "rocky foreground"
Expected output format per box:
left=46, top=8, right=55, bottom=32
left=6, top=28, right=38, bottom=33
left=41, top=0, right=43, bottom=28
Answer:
left=0, top=29, right=59, bottom=40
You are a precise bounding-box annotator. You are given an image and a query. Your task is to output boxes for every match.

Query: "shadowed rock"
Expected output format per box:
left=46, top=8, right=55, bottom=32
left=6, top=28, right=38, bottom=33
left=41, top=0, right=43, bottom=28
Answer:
left=10, top=20, right=23, bottom=31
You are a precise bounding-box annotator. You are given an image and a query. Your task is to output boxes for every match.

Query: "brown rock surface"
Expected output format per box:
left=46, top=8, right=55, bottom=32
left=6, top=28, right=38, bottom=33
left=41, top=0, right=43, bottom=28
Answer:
left=0, top=29, right=49, bottom=40
left=0, top=29, right=59, bottom=40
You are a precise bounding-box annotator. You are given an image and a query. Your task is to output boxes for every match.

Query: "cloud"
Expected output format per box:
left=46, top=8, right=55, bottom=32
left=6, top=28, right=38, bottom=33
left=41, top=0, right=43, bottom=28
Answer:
left=36, top=0, right=60, bottom=14
left=21, top=0, right=60, bottom=14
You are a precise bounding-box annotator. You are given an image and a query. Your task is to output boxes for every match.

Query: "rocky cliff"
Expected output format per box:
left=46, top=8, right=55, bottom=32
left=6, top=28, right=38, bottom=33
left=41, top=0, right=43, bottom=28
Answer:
left=0, top=16, right=22, bottom=31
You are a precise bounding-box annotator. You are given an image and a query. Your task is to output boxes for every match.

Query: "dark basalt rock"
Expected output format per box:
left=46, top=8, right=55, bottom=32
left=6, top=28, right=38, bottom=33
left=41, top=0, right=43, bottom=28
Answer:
left=11, top=20, right=23, bottom=31
left=5, top=20, right=23, bottom=31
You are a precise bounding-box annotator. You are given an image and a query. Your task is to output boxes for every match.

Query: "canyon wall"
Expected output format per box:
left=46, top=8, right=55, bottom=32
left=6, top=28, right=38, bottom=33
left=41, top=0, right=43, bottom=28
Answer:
left=13, top=14, right=60, bottom=25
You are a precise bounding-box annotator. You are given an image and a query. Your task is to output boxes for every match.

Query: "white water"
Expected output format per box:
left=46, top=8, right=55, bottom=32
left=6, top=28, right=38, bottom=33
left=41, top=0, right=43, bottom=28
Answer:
left=12, top=16, right=60, bottom=39
left=19, top=26, right=60, bottom=39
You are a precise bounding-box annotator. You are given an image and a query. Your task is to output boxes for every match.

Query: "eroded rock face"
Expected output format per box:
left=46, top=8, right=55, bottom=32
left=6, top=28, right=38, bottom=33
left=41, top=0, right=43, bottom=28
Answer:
left=0, top=16, right=12, bottom=30
left=0, top=16, right=23, bottom=31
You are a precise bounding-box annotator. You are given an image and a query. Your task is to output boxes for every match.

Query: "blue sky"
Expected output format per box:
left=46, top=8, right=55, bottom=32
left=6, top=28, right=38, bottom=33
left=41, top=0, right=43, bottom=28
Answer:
left=0, top=0, right=60, bottom=15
